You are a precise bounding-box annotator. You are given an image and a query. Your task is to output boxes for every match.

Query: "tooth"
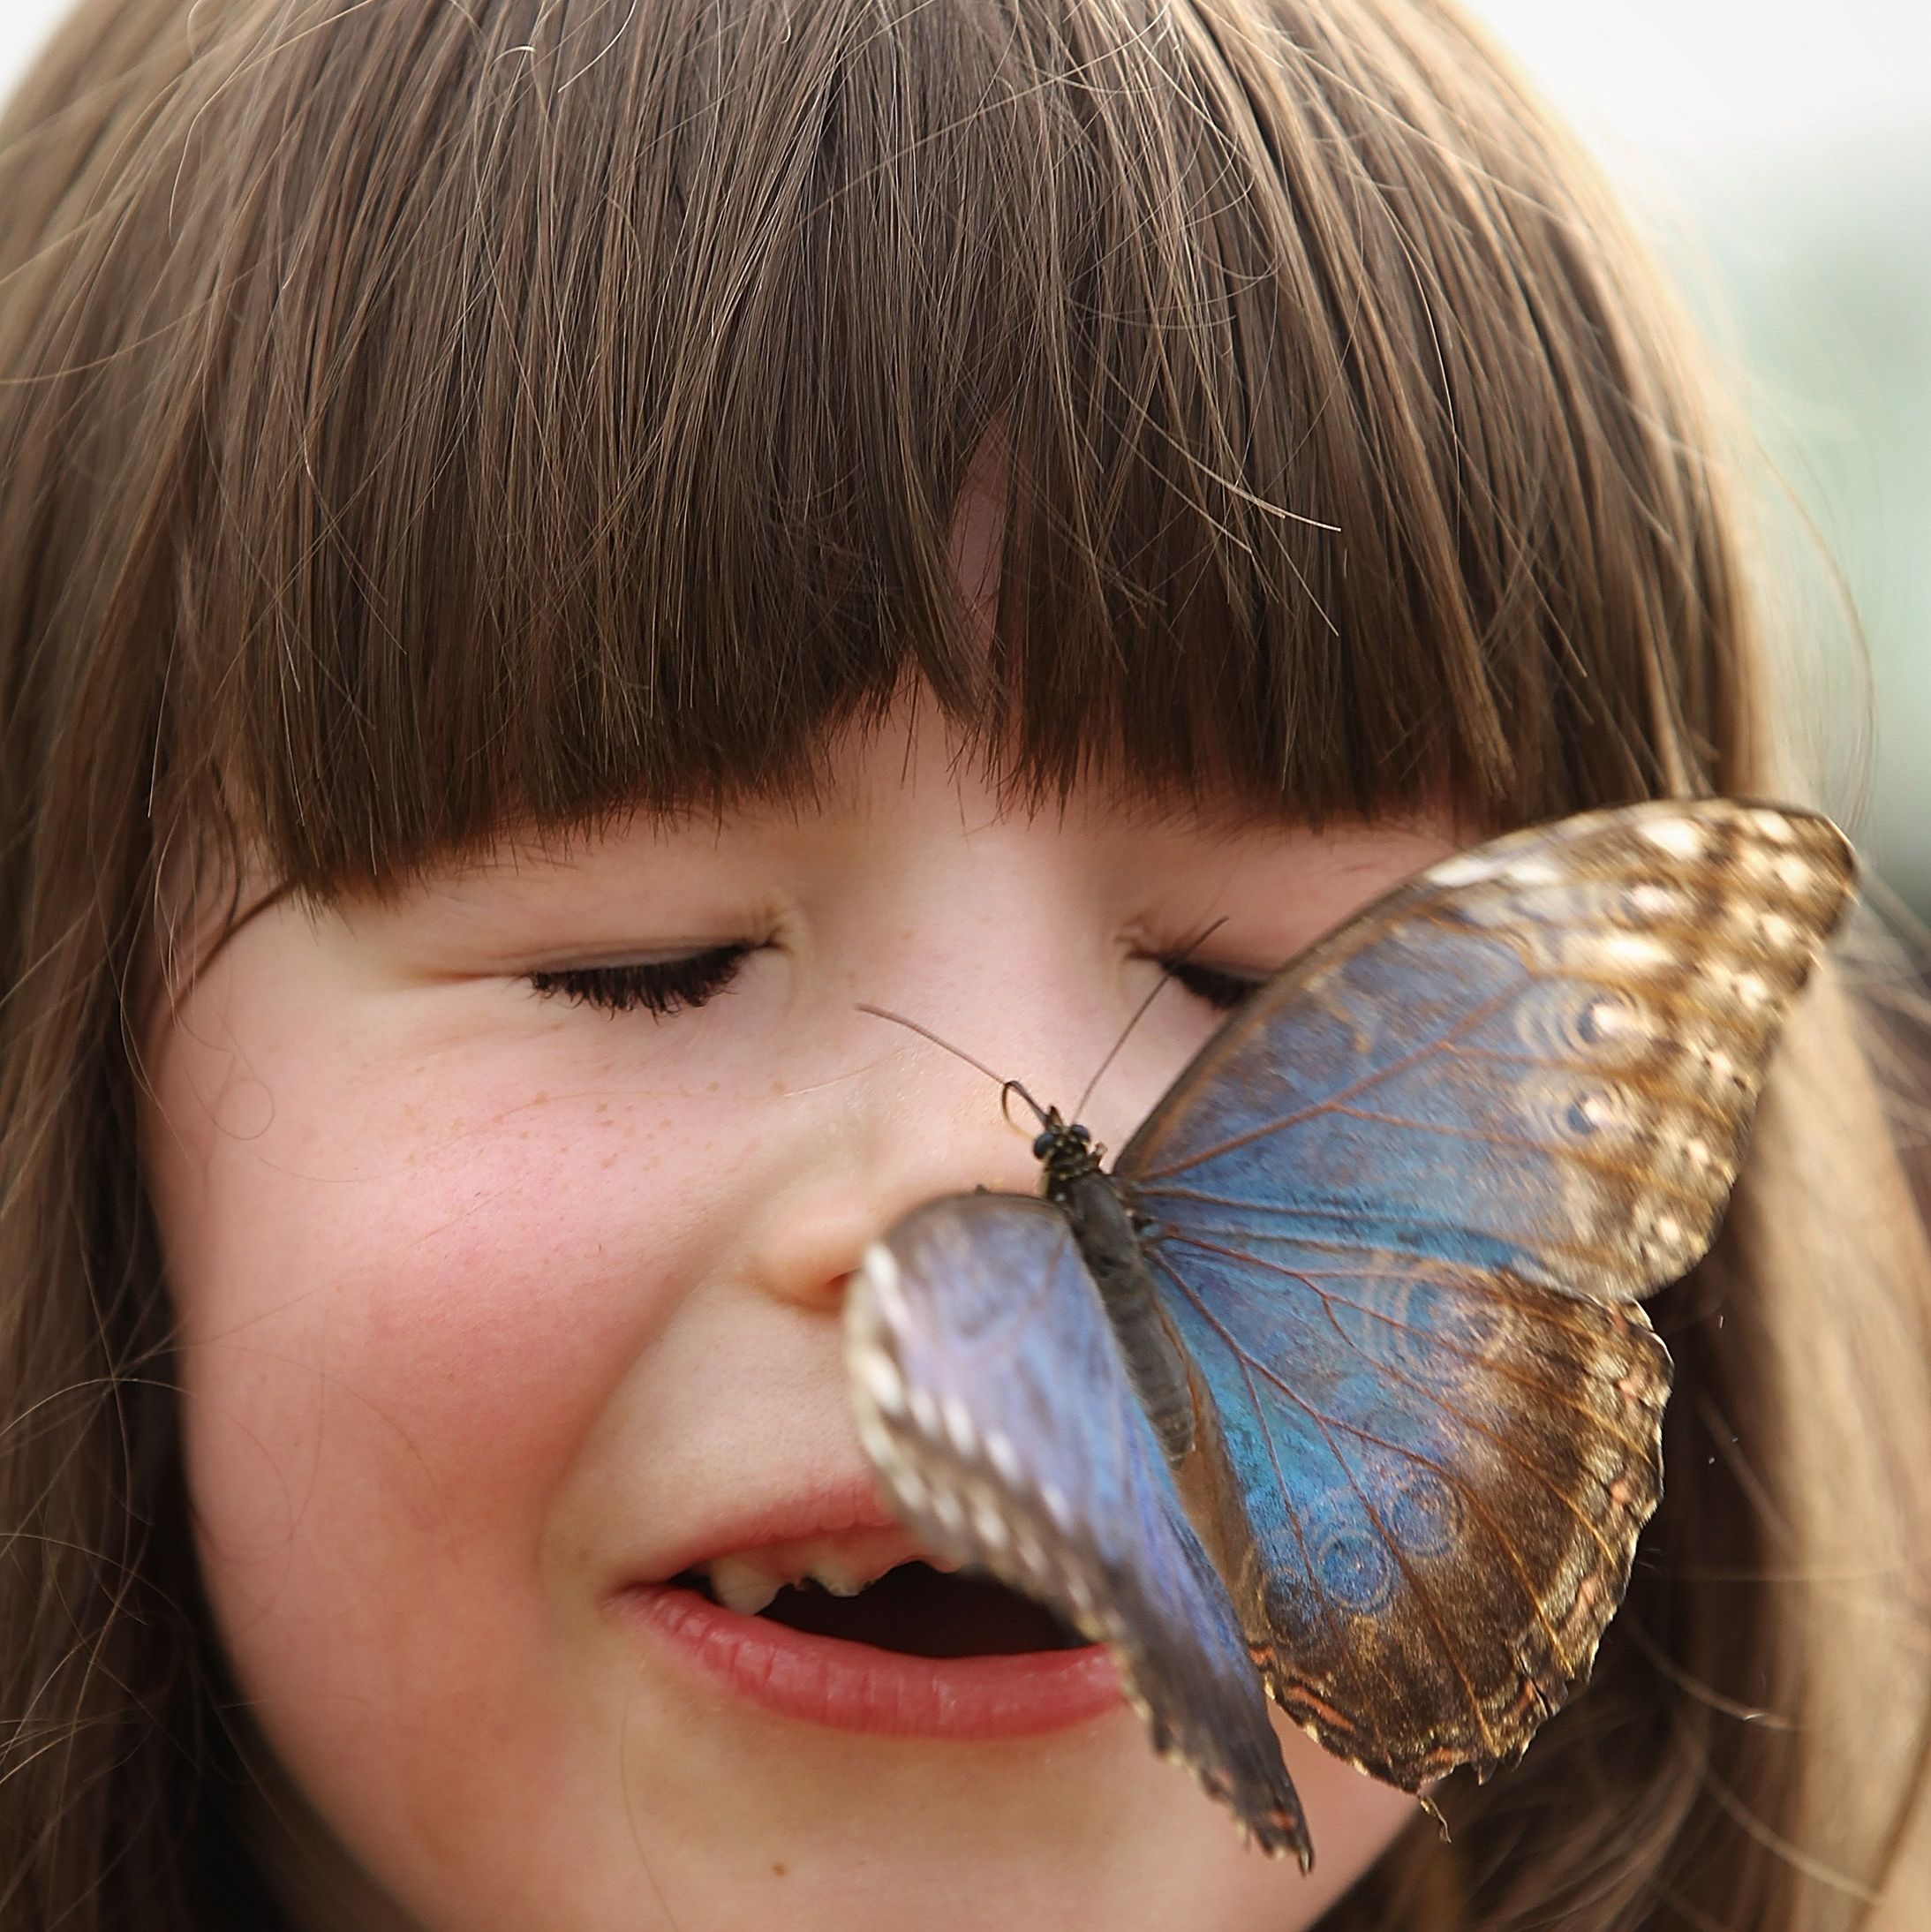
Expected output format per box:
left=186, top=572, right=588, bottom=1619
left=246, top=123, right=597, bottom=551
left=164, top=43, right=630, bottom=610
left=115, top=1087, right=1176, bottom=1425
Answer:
left=809, top=1558, right=868, bottom=1597
left=705, top=1557, right=780, bottom=1616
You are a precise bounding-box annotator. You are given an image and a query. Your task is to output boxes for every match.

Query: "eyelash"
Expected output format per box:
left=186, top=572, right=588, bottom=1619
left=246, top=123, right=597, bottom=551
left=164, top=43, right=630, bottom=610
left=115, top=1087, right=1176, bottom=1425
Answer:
left=1164, top=958, right=1263, bottom=1013
left=526, top=946, right=751, bottom=1017
left=524, top=948, right=1263, bottom=1018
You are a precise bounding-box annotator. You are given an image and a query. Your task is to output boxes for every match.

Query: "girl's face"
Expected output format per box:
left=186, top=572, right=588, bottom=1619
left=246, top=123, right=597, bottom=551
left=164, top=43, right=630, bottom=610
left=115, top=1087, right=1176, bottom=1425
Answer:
left=146, top=695, right=1446, bottom=1931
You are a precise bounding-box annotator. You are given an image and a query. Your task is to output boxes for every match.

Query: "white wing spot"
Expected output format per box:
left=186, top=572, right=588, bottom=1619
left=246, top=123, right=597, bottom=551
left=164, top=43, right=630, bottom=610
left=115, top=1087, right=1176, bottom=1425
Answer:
left=1505, top=857, right=1565, bottom=887
left=941, top=1393, right=977, bottom=1459
left=861, top=1242, right=909, bottom=1327
left=908, top=1385, right=941, bottom=1440
left=1428, top=851, right=1505, bottom=888
left=1775, top=854, right=1814, bottom=892
left=969, top=1487, right=1008, bottom=1548
left=1627, top=882, right=1681, bottom=919
left=1582, top=994, right=1640, bottom=1040
left=856, top=1347, right=908, bottom=1418
left=1595, top=931, right=1677, bottom=972
left=1638, top=816, right=1709, bottom=861
left=1748, top=810, right=1797, bottom=845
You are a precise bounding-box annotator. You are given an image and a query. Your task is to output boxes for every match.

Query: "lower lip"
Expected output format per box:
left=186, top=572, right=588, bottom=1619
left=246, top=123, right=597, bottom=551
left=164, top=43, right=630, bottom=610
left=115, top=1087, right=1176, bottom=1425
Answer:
left=618, top=1584, right=1125, bottom=1738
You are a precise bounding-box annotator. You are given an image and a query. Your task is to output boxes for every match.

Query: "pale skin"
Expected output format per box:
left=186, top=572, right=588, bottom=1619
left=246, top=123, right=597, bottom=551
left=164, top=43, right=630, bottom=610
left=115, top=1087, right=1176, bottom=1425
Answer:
left=143, top=694, right=1453, bottom=1931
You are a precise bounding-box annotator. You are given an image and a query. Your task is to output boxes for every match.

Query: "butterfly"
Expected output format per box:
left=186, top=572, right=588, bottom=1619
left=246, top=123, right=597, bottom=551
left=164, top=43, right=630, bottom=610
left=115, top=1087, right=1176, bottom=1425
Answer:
left=842, top=798, right=1854, bottom=1872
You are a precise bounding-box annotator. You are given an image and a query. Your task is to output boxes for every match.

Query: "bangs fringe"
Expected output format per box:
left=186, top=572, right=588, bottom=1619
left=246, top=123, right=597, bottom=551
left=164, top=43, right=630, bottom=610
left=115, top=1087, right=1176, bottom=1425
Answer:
left=8, top=0, right=1754, bottom=890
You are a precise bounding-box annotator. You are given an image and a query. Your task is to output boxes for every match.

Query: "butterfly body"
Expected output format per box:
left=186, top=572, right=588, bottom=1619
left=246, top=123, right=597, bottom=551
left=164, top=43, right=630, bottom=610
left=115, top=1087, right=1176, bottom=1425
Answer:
left=1032, top=1116, right=1199, bottom=1465
left=846, top=800, right=1854, bottom=1869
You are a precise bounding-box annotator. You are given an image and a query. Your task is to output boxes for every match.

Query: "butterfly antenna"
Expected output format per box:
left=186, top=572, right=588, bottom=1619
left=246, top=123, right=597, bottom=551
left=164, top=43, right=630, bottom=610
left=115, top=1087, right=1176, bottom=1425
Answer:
left=856, top=1004, right=1011, bottom=1090
left=999, top=1080, right=1050, bottom=1129
left=856, top=1005, right=1055, bottom=1130
left=1072, top=916, right=1231, bottom=1121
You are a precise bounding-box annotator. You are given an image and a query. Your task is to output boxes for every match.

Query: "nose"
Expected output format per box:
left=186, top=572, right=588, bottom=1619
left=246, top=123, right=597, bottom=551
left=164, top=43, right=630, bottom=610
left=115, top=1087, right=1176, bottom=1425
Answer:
left=740, top=1053, right=1064, bottom=1317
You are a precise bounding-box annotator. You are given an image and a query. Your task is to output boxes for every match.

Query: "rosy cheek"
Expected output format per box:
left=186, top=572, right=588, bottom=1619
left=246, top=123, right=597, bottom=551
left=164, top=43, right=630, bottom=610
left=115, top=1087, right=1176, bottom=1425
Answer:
left=174, top=1086, right=694, bottom=1510
left=153, top=1023, right=724, bottom=1812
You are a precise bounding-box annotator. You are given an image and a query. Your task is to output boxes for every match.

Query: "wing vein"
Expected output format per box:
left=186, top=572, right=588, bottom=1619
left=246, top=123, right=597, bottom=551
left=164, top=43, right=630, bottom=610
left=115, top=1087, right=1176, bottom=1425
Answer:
left=1153, top=1249, right=1639, bottom=1565
left=1137, top=980, right=1527, bottom=1179
left=1233, top=1353, right=1391, bottom=1732
left=1135, top=1183, right=1621, bottom=1276
left=1316, top=1105, right=1715, bottom=1210
left=1273, top=1266, right=1656, bottom=1460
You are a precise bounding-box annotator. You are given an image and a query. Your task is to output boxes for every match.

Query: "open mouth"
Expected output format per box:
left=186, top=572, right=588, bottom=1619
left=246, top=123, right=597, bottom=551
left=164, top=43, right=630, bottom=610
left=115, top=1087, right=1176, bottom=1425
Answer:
left=623, top=1537, right=1120, bottom=1737
left=667, top=1559, right=1087, bottom=1658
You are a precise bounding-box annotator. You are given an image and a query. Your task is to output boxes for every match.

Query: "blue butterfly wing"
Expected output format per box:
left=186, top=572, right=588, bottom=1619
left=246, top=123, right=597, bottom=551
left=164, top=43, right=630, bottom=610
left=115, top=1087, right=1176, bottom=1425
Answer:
left=1116, top=800, right=1852, bottom=1786
left=845, top=1194, right=1313, bottom=1866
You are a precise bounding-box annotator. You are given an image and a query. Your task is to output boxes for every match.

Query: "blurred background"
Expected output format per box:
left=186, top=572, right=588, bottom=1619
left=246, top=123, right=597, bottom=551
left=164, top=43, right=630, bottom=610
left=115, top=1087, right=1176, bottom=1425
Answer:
left=1468, top=0, right=1931, bottom=912
left=3, top=0, right=1927, bottom=903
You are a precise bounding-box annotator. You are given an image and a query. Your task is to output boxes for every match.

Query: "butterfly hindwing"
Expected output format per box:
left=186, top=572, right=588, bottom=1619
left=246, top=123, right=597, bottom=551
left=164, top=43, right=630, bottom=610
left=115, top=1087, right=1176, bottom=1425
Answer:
left=845, top=1194, right=1313, bottom=1865
left=1151, top=1242, right=1670, bottom=1785
left=1115, top=799, right=1852, bottom=1785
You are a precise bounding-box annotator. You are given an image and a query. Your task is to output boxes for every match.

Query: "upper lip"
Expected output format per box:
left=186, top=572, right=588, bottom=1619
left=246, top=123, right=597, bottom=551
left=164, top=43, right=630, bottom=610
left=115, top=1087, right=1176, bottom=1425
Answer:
left=628, top=1468, right=951, bottom=1587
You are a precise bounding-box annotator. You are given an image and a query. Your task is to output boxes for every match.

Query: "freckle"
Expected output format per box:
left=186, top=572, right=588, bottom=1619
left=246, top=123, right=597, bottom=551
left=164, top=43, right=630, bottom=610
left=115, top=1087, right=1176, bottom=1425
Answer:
left=532, top=1091, right=548, bottom=1106
left=602, top=1151, right=617, bottom=1169
left=772, top=1862, right=788, bottom=1878
left=771, top=1078, right=786, bottom=1096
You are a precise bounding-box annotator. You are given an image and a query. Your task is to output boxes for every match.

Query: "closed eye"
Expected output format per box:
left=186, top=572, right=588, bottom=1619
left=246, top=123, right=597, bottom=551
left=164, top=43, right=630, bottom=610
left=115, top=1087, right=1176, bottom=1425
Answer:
left=525, top=944, right=752, bottom=1017
left=525, top=944, right=1255, bottom=1019
left=1164, top=956, right=1267, bottom=1013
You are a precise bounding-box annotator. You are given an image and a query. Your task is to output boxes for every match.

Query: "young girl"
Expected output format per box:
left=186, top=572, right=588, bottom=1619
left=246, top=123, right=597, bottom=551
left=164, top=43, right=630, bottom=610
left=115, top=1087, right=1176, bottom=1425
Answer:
left=1, top=0, right=1926, bottom=1926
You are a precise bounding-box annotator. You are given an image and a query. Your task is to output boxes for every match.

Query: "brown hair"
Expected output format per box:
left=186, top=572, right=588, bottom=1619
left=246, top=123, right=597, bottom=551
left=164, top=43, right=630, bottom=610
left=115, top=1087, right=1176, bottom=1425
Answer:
left=0, top=0, right=1925, bottom=1925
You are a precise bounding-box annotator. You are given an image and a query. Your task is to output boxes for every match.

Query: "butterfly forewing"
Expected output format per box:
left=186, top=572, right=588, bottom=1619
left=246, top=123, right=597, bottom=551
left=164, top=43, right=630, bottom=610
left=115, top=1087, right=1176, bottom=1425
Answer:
left=846, top=1195, right=1313, bottom=1866
left=1116, top=799, right=1851, bottom=1784
left=1121, top=801, right=1855, bottom=1302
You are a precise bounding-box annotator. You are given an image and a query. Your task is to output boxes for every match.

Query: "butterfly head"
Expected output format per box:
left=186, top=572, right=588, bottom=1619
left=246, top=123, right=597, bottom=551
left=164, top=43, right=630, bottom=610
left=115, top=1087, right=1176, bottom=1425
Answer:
left=1029, top=1109, right=1105, bottom=1194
